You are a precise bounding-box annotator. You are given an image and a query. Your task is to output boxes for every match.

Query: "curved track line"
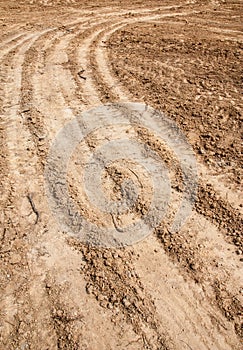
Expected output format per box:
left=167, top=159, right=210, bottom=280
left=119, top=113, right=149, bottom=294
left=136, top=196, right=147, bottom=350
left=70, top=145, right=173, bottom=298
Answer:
left=51, top=20, right=114, bottom=112
left=134, top=235, right=241, bottom=350
left=2, top=30, right=52, bottom=172
left=1, top=15, right=172, bottom=348
left=96, top=17, right=242, bottom=248
left=90, top=11, right=201, bottom=102
left=1, top=3, right=242, bottom=349
left=85, top=10, right=242, bottom=347
left=36, top=19, right=175, bottom=348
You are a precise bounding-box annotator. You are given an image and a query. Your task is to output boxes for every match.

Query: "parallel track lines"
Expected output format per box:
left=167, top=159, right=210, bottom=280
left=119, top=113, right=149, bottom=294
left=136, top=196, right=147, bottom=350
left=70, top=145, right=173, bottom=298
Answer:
left=82, top=10, right=242, bottom=347
left=0, top=4, right=242, bottom=349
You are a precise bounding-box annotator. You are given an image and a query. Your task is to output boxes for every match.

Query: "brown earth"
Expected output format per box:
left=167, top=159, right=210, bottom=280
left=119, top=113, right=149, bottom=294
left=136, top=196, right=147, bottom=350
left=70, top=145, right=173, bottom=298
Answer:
left=0, top=0, right=242, bottom=349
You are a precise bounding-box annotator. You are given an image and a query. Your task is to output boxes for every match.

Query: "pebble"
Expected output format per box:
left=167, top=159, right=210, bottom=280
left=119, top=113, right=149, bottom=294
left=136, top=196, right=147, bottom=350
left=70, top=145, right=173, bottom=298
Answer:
left=56, top=310, right=63, bottom=318
left=122, top=297, right=131, bottom=308
left=86, top=285, right=93, bottom=294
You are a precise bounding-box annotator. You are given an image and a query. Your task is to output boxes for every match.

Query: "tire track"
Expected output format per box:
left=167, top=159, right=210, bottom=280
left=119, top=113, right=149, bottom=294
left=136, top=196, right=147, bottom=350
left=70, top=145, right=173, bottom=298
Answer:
left=1, top=2, right=242, bottom=349
left=92, top=18, right=242, bottom=231
left=0, top=33, right=27, bottom=54
left=0, top=29, right=54, bottom=179
left=1, top=12, right=173, bottom=348
left=0, top=17, right=134, bottom=349
left=19, top=29, right=65, bottom=165
left=68, top=8, right=242, bottom=347
left=68, top=239, right=173, bottom=350
left=104, top=22, right=242, bottom=248
left=19, top=24, right=89, bottom=165
left=0, top=29, right=59, bottom=346
left=133, top=235, right=241, bottom=350
left=66, top=9, right=178, bottom=106
left=54, top=19, right=115, bottom=112
left=83, top=9, right=243, bottom=346
left=34, top=12, right=195, bottom=348
left=61, top=18, right=117, bottom=107
left=55, top=17, right=179, bottom=347
left=89, top=10, right=203, bottom=102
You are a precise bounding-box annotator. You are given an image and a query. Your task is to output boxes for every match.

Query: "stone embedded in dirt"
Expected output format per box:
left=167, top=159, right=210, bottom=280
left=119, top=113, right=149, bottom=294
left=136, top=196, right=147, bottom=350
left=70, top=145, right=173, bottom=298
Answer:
left=86, top=284, right=93, bottom=294
left=189, top=262, right=199, bottom=271
left=122, top=297, right=131, bottom=308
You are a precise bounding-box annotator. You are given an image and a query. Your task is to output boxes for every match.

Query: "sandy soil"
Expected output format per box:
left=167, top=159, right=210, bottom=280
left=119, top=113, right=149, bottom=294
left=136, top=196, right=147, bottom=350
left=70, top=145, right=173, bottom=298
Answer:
left=0, top=0, right=242, bottom=349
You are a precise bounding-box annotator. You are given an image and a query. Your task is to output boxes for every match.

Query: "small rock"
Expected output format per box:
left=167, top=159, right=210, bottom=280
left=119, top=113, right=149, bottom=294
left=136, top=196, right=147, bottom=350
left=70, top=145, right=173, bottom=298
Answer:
left=86, top=285, right=93, bottom=294
left=107, top=303, right=113, bottom=309
left=190, top=262, right=199, bottom=271
left=104, top=259, right=112, bottom=267
left=103, top=251, right=112, bottom=259
left=122, top=297, right=131, bottom=308
left=56, top=310, right=63, bottom=318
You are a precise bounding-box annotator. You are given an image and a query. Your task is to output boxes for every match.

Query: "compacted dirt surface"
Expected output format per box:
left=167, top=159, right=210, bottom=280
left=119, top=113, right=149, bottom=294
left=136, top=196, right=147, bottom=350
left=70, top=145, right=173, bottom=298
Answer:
left=0, top=0, right=242, bottom=349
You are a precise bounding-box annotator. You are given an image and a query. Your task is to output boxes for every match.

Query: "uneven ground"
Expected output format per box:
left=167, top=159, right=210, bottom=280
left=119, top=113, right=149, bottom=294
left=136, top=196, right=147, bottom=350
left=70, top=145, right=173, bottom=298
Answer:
left=0, top=0, right=242, bottom=349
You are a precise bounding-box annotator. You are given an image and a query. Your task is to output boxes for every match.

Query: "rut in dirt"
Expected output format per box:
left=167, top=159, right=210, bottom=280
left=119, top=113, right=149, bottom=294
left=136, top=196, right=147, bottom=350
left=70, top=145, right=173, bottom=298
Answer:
left=0, top=1, right=242, bottom=349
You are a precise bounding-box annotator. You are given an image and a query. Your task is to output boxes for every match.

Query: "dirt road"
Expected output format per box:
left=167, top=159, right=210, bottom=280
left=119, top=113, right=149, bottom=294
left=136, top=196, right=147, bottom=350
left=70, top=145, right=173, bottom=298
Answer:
left=0, top=0, right=242, bottom=349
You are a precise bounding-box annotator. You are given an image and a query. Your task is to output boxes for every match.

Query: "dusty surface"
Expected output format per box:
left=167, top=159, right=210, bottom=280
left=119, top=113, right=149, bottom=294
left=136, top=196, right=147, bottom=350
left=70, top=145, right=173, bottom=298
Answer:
left=0, top=0, right=242, bottom=349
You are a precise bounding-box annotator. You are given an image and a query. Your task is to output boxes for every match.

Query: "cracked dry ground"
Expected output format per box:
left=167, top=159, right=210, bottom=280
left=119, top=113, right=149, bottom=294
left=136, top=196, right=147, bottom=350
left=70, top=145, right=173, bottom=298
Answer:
left=0, top=0, right=242, bottom=349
